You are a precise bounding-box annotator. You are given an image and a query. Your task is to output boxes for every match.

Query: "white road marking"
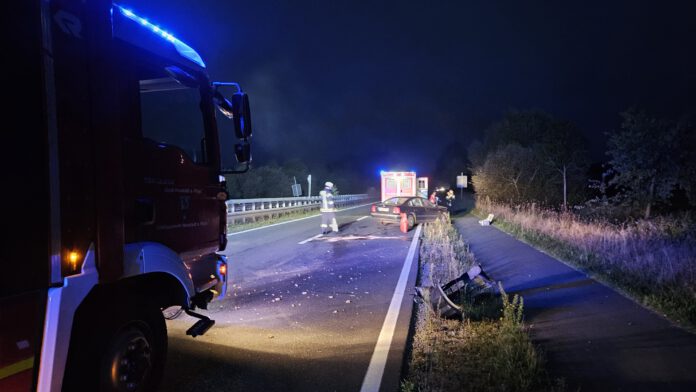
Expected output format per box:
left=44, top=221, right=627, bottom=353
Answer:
left=360, top=224, right=422, bottom=392
left=357, top=216, right=369, bottom=221
left=300, top=234, right=404, bottom=244
left=227, top=202, right=374, bottom=237
left=298, top=234, right=324, bottom=244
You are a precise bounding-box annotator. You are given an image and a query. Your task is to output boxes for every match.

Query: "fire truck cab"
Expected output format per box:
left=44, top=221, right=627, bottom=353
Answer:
left=2, top=1, right=251, bottom=391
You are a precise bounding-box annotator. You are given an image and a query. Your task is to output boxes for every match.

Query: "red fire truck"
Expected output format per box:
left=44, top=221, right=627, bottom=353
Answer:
left=2, top=1, right=251, bottom=391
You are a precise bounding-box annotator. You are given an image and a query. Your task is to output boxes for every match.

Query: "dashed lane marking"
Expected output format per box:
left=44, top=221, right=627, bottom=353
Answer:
left=298, top=234, right=324, bottom=245
left=304, top=234, right=404, bottom=244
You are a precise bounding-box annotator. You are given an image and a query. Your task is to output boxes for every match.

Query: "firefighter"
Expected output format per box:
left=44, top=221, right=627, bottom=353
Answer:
left=446, top=189, right=455, bottom=207
left=320, top=181, right=339, bottom=234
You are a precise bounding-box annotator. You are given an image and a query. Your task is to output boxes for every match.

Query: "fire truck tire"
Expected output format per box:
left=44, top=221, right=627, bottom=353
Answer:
left=99, top=305, right=167, bottom=392
left=63, top=302, right=167, bottom=392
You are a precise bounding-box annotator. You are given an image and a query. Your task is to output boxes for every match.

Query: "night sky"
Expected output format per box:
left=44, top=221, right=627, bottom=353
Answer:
left=129, top=0, right=696, bottom=178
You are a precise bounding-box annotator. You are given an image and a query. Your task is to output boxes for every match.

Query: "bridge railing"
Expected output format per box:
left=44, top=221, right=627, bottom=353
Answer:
left=226, top=194, right=371, bottom=216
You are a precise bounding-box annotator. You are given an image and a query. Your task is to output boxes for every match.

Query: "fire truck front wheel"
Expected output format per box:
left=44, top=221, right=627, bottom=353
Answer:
left=63, top=297, right=167, bottom=392
left=99, top=307, right=167, bottom=392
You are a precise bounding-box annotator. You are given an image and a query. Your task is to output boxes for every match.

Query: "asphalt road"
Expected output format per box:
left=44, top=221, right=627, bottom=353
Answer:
left=160, top=205, right=420, bottom=392
left=453, top=196, right=696, bottom=391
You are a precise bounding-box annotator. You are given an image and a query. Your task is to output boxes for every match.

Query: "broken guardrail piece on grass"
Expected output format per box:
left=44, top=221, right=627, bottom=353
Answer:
left=415, top=284, right=462, bottom=319
left=479, top=213, right=495, bottom=226
left=415, top=263, right=497, bottom=319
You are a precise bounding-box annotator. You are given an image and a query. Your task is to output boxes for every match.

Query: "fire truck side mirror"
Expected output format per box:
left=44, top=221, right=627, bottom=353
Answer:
left=231, top=92, right=252, bottom=139
left=234, top=141, right=251, bottom=164
left=213, top=91, right=235, bottom=119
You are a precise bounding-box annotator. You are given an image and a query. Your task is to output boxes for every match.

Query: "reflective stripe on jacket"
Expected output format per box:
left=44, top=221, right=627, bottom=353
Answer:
left=320, top=189, right=336, bottom=212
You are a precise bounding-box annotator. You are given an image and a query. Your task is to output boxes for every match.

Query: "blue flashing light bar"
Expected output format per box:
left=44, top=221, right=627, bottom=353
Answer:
left=114, top=4, right=206, bottom=68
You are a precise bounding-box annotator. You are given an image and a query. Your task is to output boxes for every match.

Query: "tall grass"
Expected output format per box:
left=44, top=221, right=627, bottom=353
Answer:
left=476, top=197, right=696, bottom=327
left=404, top=216, right=562, bottom=392
left=421, top=215, right=474, bottom=284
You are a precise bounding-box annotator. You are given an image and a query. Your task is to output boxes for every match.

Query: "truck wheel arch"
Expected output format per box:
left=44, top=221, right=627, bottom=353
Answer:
left=123, top=242, right=196, bottom=306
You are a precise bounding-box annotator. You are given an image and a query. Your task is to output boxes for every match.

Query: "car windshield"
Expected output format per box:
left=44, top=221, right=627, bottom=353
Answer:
left=383, top=197, right=410, bottom=206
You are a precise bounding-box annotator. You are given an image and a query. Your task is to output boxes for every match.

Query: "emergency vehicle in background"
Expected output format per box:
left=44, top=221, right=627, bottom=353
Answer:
left=2, top=1, right=252, bottom=391
left=417, top=177, right=429, bottom=198
left=380, top=171, right=429, bottom=201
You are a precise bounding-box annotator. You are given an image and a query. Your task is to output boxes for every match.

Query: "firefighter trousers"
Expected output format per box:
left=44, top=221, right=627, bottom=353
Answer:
left=321, top=211, right=338, bottom=233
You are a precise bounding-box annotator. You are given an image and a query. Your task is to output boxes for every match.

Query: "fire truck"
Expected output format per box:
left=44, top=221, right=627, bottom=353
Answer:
left=2, top=1, right=252, bottom=391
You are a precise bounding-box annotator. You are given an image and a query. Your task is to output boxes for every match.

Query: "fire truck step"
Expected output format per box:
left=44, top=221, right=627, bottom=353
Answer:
left=184, top=309, right=216, bottom=337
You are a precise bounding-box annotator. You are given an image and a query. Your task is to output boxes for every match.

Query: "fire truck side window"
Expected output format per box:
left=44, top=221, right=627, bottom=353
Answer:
left=139, top=76, right=207, bottom=164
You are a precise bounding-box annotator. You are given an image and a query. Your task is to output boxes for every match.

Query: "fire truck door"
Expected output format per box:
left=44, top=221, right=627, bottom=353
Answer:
left=0, top=294, right=47, bottom=392
left=2, top=2, right=52, bottom=389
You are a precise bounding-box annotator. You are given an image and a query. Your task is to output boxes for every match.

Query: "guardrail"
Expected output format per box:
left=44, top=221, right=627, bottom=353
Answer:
left=226, top=194, right=371, bottom=216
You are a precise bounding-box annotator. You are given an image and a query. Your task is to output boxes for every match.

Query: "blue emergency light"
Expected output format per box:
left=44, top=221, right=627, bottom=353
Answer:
left=114, top=4, right=206, bottom=68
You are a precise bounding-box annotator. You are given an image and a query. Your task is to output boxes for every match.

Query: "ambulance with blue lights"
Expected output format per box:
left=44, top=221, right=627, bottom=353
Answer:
left=380, top=171, right=429, bottom=201
left=2, top=1, right=252, bottom=391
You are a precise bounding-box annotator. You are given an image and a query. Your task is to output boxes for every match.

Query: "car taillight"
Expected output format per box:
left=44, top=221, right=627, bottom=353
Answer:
left=371, top=205, right=376, bottom=212
left=392, top=207, right=401, bottom=214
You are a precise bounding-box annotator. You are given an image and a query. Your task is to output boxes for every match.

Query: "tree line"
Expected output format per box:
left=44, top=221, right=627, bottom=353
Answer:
left=469, top=109, right=696, bottom=218
left=225, top=159, right=371, bottom=199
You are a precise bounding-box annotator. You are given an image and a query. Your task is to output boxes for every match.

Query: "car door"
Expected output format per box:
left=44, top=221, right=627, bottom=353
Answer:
left=407, top=197, right=425, bottom=220
left=422, top=198, right=439, bottom=220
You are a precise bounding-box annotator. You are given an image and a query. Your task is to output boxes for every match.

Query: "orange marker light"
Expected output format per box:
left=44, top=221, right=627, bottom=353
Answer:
left=219, top=264, right=227, bottom=276
left=68, top=251, right=80, bottom=270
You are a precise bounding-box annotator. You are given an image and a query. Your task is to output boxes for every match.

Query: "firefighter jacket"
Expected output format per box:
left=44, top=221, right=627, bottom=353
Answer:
left=320, top=189, right=336, bottom=212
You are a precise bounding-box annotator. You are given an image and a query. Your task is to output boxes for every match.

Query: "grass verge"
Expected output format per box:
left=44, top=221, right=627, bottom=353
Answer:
left=471, top=201, right=696, bottom=330
left=402, top=217, right=562, bottom=392
left=227, top=207, right=321, bottom=233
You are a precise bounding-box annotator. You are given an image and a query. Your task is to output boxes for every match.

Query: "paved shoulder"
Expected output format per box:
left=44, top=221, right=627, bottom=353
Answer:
left=454, top=215, right=696, bottom=392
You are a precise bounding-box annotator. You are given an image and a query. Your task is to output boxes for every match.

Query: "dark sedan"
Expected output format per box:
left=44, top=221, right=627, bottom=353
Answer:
left=370, top=196, right=449, bottom=230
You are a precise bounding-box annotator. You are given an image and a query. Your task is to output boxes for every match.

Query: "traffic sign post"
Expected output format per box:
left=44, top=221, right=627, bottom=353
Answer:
left=456, top=172, right=467, bottom=198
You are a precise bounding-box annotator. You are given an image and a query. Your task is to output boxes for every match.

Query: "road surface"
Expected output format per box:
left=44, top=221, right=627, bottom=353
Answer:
left=161, top=204, right=420, bottom=392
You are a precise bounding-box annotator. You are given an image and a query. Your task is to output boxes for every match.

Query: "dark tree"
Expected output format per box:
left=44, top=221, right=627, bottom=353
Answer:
left=606, top=110, right=680, bottom=218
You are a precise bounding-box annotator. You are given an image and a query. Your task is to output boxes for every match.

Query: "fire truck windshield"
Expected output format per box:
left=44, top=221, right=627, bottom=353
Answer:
left=139, top=76, right=207, bottom=164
